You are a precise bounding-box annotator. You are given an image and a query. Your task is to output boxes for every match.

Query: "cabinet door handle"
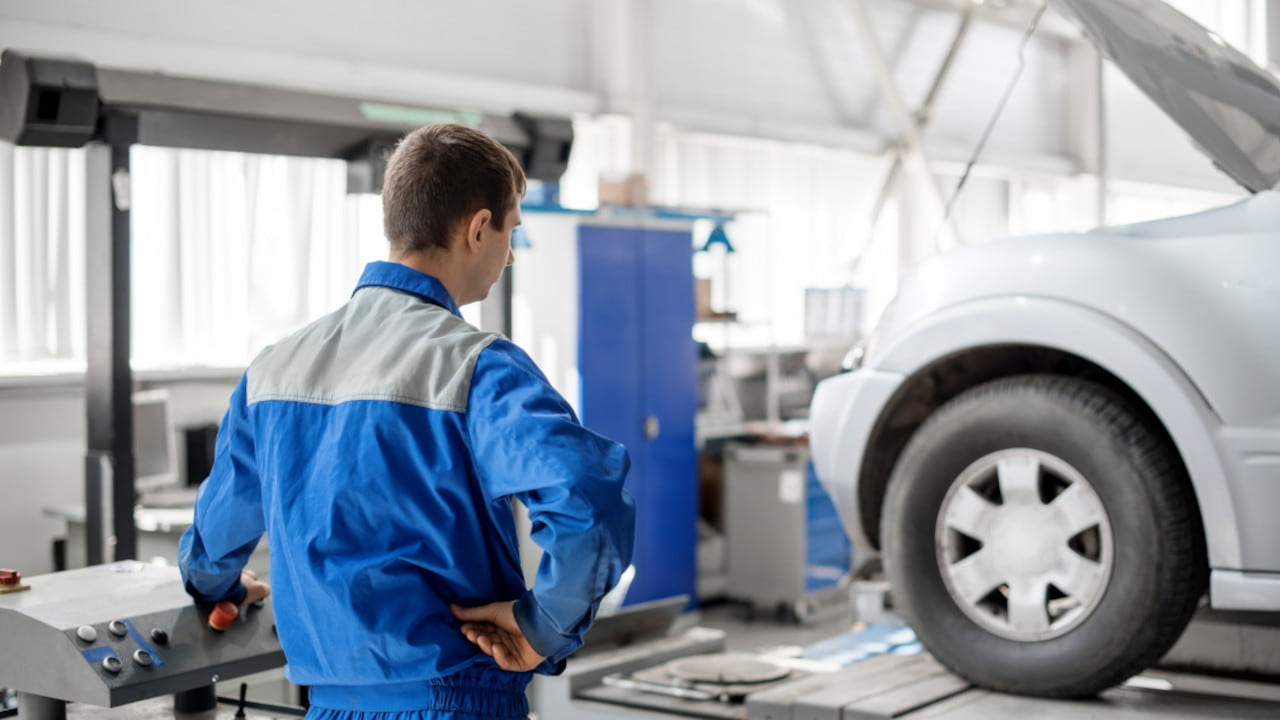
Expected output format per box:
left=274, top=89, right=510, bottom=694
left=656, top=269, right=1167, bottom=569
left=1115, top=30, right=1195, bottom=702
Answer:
left=644, top=415, right=661, bottom=440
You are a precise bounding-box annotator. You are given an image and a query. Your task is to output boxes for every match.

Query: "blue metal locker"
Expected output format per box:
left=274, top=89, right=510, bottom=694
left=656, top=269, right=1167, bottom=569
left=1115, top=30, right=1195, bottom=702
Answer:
left=578, top=223, right=698, bottom=607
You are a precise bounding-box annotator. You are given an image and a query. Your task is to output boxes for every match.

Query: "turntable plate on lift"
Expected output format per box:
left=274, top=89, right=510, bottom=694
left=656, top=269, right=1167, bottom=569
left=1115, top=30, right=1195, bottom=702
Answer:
left=617, top=652, right=799, bottom=704
left=664, top=653, right=793, bottom=685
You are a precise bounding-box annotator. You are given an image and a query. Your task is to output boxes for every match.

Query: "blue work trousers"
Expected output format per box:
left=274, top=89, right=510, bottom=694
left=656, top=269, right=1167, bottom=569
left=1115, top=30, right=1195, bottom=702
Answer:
left=304, top=663, right=530, bottom=720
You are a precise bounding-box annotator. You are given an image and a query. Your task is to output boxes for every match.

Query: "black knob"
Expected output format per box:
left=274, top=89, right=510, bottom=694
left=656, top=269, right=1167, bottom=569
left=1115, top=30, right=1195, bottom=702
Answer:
left=101, top=655, right=122, bottom=673
left=150, top=628, right=169, bottom=645
left=108, top=619, right=128, bottom=637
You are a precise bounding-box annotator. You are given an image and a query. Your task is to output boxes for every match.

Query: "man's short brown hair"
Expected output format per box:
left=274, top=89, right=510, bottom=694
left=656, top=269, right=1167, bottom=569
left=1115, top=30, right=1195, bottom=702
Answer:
left=382, top=124, right=526, bottom=253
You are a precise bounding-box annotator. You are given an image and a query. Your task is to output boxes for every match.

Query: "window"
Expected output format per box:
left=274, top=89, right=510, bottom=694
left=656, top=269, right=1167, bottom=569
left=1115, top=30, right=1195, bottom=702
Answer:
left=0, top=142, right=386, bottom=375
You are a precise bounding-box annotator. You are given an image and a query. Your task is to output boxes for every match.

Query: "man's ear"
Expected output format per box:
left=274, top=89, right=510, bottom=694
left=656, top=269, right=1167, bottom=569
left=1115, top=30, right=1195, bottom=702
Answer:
left=465, top=209, right=493, bottom=253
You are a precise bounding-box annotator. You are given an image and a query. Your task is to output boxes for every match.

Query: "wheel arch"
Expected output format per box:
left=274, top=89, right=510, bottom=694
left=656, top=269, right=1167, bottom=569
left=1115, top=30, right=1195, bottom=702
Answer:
left=857, top=296, right=1233, bottom=567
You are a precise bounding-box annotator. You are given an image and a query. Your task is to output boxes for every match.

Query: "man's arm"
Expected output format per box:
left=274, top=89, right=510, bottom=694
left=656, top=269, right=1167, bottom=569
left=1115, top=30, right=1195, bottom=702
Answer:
left=461, top=338, right=636, bottom=671
left=178, top=375, right=270, bottom=606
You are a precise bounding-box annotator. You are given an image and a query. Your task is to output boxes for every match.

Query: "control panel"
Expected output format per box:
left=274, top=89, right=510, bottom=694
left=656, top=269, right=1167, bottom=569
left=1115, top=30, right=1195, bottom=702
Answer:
left=0, top=562, right=284, bottom=708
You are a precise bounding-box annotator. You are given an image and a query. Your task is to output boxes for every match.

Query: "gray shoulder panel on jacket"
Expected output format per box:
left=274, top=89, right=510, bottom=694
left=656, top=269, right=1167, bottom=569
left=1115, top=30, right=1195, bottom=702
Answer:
left=245, top=287, right=498, bottom=412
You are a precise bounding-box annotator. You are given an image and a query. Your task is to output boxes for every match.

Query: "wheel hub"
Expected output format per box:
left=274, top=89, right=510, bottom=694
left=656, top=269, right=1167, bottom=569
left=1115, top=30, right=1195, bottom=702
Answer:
left=935, top=448, right=1114, bottom=642
left=987, top=507, right=1059, bottom=577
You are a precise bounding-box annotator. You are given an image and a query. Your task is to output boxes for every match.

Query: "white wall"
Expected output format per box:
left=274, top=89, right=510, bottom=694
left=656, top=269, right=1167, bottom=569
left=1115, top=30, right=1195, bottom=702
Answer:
left=0, top=376, right=237, bottom=577
left=0, top=384, right=83, bottom=576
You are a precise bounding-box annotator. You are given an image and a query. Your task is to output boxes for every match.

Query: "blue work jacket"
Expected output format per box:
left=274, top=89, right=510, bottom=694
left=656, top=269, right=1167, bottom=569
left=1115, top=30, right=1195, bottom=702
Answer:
left=178, top=261, right=635, bottom=707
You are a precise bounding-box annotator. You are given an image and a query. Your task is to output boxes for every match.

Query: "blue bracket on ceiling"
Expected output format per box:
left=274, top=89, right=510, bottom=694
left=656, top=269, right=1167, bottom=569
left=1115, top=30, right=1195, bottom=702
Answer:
left=700, top=221, right=735, bottom=253
left=518, top=200, right=745, bottom=254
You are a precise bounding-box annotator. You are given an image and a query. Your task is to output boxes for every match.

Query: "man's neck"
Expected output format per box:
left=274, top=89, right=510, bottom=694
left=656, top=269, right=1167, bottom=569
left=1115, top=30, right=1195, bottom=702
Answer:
left=391, top=250, right=468, bottom=307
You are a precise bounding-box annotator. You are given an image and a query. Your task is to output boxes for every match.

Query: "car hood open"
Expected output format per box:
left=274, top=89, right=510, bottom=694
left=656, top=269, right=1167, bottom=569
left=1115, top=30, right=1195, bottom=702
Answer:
left=1052, top=0, right=1280, bottom=192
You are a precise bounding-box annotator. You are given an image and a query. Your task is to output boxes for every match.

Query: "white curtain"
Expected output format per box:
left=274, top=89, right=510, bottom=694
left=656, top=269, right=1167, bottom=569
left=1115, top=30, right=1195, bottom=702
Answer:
left=0, top=143, right=86, bottom=372
left=0, top=142, right=386, bottom=373
left=130, top=147, right=385, bottom=368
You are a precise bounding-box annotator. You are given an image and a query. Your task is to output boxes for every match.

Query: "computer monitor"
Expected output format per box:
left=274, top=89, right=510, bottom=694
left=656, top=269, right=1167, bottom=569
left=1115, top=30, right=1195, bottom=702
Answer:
left=133, top=389, right=177, bottom=493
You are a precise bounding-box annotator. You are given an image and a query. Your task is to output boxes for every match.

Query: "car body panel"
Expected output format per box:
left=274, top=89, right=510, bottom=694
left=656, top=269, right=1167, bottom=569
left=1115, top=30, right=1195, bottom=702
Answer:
left=1213, top=570, right=1280, bottom=611
left=809, top=368, right=904, bottom=549
left=876, top=193, right=1280, bottom=427
left=810, top=193, right=1280, bottom=600
left=812, top=295, right=1247, bottom=568
left=1052, top=0, right=1280, bottom=192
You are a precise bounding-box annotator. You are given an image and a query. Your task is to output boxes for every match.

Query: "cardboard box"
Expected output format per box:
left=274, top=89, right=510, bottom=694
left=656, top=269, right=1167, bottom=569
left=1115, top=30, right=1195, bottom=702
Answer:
left=695, top=277, right=713, bottom=318
left=598, top=172, right=648, bottom=206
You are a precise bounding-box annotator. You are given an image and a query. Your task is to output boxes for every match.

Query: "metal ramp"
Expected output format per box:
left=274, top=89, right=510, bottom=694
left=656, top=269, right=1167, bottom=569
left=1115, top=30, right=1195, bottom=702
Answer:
left=747, top=651, right=1280, bottom=720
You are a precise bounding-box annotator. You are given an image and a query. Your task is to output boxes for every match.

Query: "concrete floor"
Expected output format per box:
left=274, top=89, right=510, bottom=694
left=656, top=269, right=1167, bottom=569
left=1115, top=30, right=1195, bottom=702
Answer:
left=691, top=598, right=1280, bottom=720
left=694, top=598, right=857, bottom=656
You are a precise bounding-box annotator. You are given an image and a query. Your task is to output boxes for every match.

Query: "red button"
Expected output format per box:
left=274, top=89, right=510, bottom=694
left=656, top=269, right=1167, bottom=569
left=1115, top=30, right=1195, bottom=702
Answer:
left=209, top=601, right=239, bottom=632
left=0, top=569, right=20, bottom=585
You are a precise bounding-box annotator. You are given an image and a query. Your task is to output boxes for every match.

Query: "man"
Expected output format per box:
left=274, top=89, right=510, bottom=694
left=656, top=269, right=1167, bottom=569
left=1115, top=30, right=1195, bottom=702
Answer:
left=179, top=123, right=636, bottom=720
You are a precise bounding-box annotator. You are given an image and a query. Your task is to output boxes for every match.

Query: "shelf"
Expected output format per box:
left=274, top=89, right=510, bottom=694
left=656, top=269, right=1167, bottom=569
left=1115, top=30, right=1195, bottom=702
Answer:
left=694, top=313, right=739, bottom=324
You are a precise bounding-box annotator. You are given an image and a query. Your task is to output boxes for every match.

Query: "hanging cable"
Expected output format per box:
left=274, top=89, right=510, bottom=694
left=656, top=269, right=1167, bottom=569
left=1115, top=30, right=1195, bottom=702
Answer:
left=937, top=1, right=1049, bottom=244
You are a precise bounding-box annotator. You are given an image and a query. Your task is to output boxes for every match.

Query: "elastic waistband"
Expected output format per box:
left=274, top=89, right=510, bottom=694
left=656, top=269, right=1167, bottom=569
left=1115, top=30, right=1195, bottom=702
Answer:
left=308, top=664, right=530, bottom=715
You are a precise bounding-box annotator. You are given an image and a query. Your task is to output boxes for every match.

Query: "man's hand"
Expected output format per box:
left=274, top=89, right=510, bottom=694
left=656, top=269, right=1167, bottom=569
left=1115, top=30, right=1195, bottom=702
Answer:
left=240, top=569, right=271, bottom=608
left=451, top=601, right=546, bottom=672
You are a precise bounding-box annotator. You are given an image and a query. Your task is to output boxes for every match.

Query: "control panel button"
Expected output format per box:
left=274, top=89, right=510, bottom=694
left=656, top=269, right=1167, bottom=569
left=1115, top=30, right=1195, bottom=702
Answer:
left=107, top=619, right=128, bottom=638
left=150, top=628, right=168, bottom=645
left=76, top=625, right=98, bottom=644
left=132, top=649, right=154, bottom=667
left=0, top=569, right=20, bottom=585
left=208, top=601, right=238, bottom=632
left=101, top=656, right=122, bottom=674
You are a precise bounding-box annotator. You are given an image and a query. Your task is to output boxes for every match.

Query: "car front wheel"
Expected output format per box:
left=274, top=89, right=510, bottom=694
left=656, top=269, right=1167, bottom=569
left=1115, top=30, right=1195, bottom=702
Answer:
left=882, top=374, right=1206, bottom=697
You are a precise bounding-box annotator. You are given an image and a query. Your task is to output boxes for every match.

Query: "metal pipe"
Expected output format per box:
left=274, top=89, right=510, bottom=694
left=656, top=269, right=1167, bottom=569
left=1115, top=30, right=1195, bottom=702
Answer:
left=1096, top=49, right=1108, bottom=226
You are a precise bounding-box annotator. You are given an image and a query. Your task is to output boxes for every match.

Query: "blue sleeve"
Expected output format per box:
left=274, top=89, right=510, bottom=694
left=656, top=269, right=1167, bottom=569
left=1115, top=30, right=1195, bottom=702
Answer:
left=177, top=374, right=264, bottom=606
left=466, top=339, right=636, bottom=668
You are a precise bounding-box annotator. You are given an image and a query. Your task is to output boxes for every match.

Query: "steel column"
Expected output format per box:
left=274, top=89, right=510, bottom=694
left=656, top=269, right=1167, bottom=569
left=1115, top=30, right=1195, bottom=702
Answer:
left=846, top=0, right=962, bottom=251
left=867, top=5, right=975, bottom=233
left=84, top=111, right=138, bottom=564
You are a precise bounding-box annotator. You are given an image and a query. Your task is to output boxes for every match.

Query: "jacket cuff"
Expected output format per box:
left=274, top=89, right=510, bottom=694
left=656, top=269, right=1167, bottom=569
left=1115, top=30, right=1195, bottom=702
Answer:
left=222, top=581, right=248, bottom=606
left=186, top=577, right=247, bottom=606
left=512, top=591, right=574, bottom=665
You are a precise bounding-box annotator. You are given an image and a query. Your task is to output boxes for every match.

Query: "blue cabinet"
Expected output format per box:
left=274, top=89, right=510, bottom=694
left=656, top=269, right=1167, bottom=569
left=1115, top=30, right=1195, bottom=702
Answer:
left=578, top=223, right=698, bottom=606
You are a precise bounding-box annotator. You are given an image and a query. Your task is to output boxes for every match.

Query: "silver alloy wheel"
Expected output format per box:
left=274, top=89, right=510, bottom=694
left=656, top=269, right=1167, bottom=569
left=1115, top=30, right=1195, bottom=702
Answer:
left=935, top=448, right=1114, bottom=642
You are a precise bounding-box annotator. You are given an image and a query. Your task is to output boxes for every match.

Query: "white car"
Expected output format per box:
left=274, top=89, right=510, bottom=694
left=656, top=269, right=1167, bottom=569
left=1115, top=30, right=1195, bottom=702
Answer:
left=809, top=0, right=1280, bottom=697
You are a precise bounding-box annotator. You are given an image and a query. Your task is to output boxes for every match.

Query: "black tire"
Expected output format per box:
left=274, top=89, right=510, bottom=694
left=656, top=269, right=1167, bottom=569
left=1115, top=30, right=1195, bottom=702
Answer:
left=882, top=374, right=1206, bottom=698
